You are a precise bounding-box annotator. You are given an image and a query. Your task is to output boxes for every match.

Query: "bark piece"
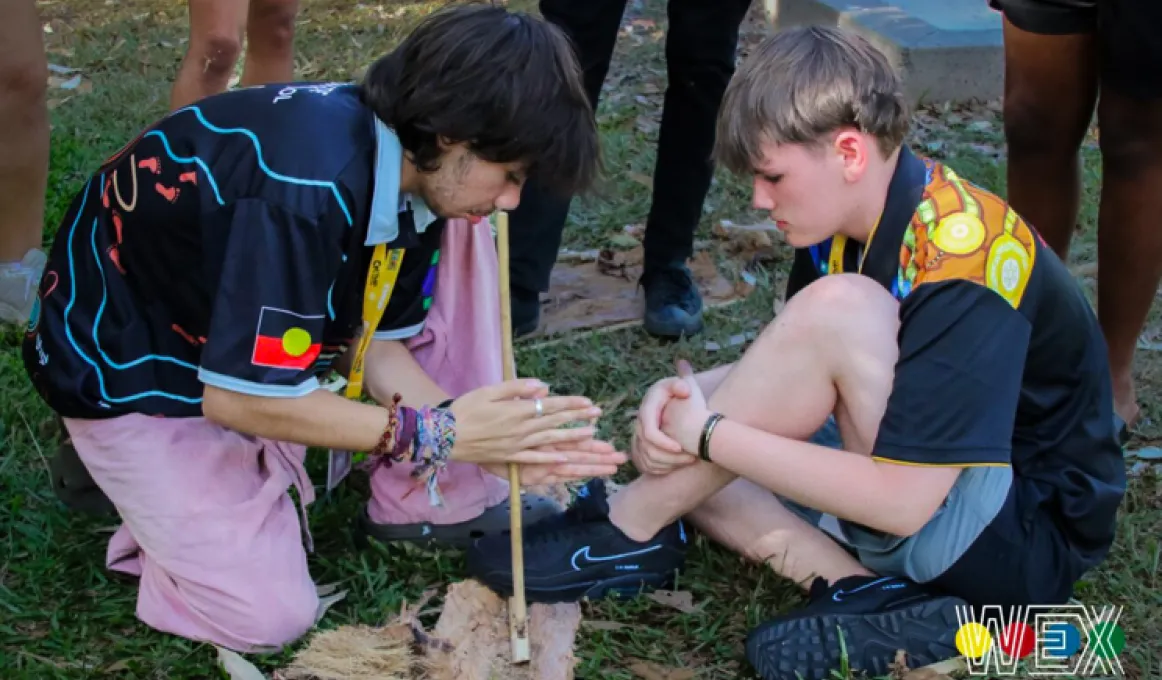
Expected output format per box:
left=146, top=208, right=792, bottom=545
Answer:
left=424, top=580, right=582, bottom=680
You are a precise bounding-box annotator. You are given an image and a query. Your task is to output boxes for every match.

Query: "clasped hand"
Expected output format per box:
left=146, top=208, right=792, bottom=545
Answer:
left=447, top=378, right=627, bottom=485
left=631, top=359, right=712, bottom=476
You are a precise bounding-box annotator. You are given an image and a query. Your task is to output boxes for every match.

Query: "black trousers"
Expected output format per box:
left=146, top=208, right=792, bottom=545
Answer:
left=508, top=0, right=754, bottom=295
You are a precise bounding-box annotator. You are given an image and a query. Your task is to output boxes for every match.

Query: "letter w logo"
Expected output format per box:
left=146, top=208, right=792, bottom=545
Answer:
left=955, top=605, right=1027, bottom=676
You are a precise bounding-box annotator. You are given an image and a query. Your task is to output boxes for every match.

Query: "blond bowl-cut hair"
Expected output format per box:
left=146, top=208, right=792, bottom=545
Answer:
left=715, top=25, right=910, bottom=175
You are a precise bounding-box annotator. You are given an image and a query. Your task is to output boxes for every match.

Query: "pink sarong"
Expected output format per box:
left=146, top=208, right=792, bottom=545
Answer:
left=368, top=217, right=510, bottom=525
left=61, top=217, right=510, bottom=651
left=63, top=414, right=320, bottom=652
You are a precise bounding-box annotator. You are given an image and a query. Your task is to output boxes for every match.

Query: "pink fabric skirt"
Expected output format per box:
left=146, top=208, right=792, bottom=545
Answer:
left=62, top=217, right=510, bottom=651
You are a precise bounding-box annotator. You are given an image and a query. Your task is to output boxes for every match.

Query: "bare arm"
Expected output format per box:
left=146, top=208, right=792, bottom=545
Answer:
left=706, top=419, right=961, bottom=537
left=203, top=384, right=390, bottom=451
left=695, top=362, right=734, bottom=397
left=363, top=338, right=449, bottom=407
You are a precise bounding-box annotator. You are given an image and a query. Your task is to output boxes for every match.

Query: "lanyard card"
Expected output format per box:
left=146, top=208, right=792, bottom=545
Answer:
left=326, top=449, right=354, bottom=493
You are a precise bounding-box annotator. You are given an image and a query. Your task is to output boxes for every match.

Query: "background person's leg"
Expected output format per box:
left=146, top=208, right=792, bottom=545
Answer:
left=1091, top=0, right=1162, bottom=428
left=996, top=4, right=1099, bottom=260
left=638, top=0, right=752, bottom=338
left=506, top=0, right=627, bottom=336
left=240, top=0, right=298, bottom=87
left=0, top=0, right=49, bottom=324
left=170, top=0, right=250, bottom=111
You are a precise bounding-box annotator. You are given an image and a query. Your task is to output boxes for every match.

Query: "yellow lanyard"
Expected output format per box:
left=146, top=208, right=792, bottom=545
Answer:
left=345, top=243, right=405, bottom=400
left=829, top=215, right=882, bottom=275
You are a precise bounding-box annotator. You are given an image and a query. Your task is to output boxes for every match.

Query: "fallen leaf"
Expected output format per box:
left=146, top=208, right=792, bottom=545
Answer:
left=314, top=588, right=348, bottom=624
left=1128, top=461, right=1161, bottom=477
left=889, top=649, right=911, bottom=679
left=609, top=233, right=641, bottom=250
left=628, top=659, right=696, bottom=680
left=216, top=647, right=267, bottom=680
left=583, top=620, right=629, bottom=631
left=557, top=248, right=600, bottom=264
left=102, top=659, right=133, bottom=673
left=629, top=171, right=653, bottom=189
left=647, top=590, right=699, bottom=614
left=901, top=656, right=965, bottom=680
left=1127, top=447, right=1162, bottom=460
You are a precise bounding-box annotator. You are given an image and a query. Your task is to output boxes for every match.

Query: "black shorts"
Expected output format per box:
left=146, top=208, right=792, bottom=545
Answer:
left=990, top=0, right=1162, bottom=99
left=928, top=476, right=1085, bottom=607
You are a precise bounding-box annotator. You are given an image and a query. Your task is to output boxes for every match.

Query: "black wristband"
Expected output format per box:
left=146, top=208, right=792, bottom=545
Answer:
left=438, top=398, right=454, bottom=409
left=699, top=413, right=724, bottom=462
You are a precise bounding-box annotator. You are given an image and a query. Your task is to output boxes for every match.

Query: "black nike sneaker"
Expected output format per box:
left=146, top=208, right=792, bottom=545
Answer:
left=746, top=575, right=964, bottom=680
left=465, top=479, right=689, bottom=603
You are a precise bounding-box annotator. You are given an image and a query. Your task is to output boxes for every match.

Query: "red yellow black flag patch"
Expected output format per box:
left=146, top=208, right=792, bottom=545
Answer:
left=251, top=306, right=324, bottom=370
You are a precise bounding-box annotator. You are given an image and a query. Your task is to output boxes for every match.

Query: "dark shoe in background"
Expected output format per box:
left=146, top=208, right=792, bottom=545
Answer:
left=51, top=423, right=115, bottom=517
left=641, top=262, right=704, bottom=339
left=511, top=287, right=542, bottom=339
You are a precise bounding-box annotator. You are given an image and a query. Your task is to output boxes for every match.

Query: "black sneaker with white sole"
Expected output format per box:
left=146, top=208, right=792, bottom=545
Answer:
left=465, top=479, right=689, bottom=603
left=746, top=575, right=964, bottom=680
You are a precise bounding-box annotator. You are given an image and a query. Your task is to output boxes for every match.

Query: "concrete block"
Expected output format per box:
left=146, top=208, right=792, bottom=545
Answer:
left=761, top=0, right=1004, bottom=105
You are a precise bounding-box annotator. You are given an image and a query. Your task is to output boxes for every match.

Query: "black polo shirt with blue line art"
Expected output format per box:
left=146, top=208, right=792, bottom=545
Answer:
left=783, top=146, right=1125, bottom=575
left=23, top=82, right=444, bottom=419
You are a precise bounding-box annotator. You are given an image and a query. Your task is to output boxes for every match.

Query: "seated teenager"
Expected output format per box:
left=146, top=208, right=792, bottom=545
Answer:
left=23, top=5, right=625, bottom=653
left=466, top=25, right=1127, bottom=680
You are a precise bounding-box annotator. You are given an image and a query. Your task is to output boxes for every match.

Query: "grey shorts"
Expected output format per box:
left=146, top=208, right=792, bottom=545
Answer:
left=780, top=417, right=1014, bottom=586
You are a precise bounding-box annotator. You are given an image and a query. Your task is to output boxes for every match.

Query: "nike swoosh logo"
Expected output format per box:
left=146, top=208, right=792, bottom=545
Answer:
left=831, top=577, right=903, bottom=602
left=571, top=544, right=662, bottom=571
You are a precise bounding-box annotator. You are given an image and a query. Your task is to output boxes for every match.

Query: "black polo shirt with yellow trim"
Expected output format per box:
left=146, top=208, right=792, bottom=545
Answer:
left=785, top=146, right=1126, bottom=572
left=24, top=82, right=444, bottom=420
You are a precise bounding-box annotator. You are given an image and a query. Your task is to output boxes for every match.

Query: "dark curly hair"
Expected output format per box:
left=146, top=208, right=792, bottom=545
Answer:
left=360, top=4, right=601, bottom=197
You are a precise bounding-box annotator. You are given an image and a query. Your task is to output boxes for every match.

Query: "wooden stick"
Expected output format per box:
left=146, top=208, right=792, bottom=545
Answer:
left=495, top=210, right=530, bottom=663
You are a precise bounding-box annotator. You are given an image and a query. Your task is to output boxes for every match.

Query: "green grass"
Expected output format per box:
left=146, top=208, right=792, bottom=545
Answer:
left=1, top=1, right=1160, bottom=678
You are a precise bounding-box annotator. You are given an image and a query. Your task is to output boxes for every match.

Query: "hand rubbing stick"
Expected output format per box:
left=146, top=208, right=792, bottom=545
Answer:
left=495, top=210, right=530, bottom=663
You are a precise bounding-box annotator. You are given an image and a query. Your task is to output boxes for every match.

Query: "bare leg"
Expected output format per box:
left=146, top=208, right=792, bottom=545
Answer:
left=687, top=477, right=872, bottom=588
left=169, top=0, right=249, bottom=111
left=0, top=0, right=49, bottom=323
left=1094, top=92, right=1162, bottom=427
left=999, top=17, right=1099, bottom=260
left=240, top=0, right=298, bottom=87
left=607, top=274, right=901, bottom=587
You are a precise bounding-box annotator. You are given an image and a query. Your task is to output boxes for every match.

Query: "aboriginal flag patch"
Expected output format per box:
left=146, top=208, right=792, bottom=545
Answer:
left=251, top=306, right=324, bottom=370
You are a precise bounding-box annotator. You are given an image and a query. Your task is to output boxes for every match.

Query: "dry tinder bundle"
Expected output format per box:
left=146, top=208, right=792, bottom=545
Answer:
left=281, top=484, right=583, bottom=680
left=281, top=581, right=582, bottom=680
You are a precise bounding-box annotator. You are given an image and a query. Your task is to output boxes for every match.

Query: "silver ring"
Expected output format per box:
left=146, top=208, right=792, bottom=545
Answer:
left=534, top=397, right=544, bottom=417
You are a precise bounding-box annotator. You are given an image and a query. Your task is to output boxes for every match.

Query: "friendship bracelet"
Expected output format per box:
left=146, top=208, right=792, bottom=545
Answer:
left=699, top=413, right=724, bottom=462
left=410, top=405, right=457, bottom=506
left=390, top=406, right=418, bottom=461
